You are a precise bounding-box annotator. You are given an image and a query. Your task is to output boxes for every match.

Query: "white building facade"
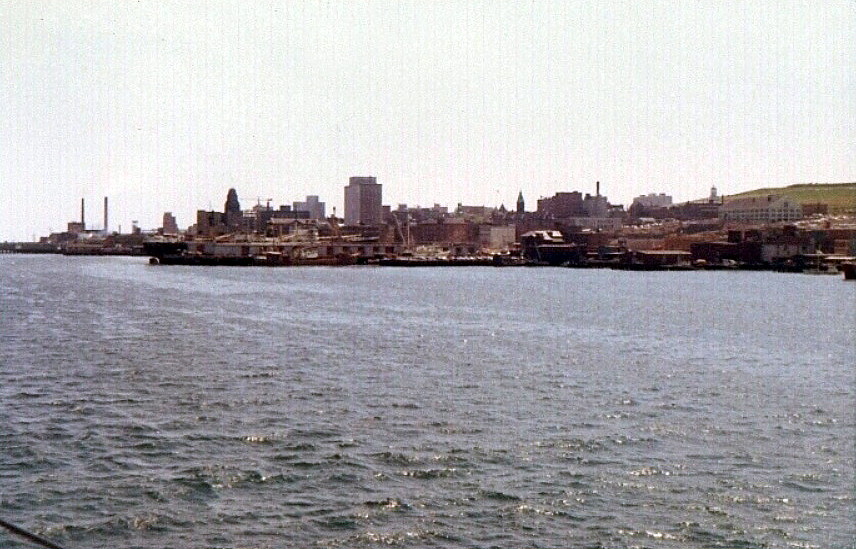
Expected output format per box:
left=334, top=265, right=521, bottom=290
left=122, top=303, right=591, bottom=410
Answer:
left=720, top=195, right=802, bottom=223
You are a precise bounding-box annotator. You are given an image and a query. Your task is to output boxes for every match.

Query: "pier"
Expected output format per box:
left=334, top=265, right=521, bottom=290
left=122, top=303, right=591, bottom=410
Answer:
left=0, top=242, right=61, bottom=254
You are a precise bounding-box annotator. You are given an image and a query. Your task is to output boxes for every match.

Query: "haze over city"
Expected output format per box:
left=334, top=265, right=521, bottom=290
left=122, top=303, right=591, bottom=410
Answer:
left=2, top=0, right=854, bottom=241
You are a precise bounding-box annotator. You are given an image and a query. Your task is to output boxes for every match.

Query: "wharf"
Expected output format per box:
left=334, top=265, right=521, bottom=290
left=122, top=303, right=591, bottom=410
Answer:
left=0, top=241, right=143, bottom=256
left=0, top=242, right=61, bottom=254
left=377, top=256, right=497, bottom=267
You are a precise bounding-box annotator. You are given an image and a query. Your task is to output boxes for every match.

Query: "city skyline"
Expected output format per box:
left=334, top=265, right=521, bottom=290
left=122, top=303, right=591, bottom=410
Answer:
left=2, top=1, right=854, bottom=241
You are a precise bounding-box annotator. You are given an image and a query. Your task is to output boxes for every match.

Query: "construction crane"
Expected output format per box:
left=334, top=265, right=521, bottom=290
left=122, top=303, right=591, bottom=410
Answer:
left=392, top=213, right=406, bottom=244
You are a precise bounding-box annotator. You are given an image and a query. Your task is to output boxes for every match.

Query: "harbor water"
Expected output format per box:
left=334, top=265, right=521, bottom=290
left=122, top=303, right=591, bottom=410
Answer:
left=1, top=255, right=853, bottom=548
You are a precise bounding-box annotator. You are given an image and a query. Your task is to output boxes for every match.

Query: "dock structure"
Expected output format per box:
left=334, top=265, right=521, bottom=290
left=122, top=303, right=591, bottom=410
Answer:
left=0, top=242, right=62, bottom=254
left=144, top=236, right=414, bottom=266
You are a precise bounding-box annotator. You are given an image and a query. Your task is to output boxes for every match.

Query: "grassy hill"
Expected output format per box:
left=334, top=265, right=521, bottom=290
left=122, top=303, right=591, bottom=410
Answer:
left=726, top=183, right=856, bottom=213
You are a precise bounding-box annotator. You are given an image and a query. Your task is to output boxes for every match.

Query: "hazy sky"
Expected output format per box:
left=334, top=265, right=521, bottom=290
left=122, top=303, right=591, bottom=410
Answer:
left=1, top=1, right=854, bottom=240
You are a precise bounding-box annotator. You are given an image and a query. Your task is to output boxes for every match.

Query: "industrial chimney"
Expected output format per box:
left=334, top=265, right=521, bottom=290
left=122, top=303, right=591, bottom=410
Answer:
left=81, top=198, right=85, bottom=228
left=103, top=196, right=108, bottom=234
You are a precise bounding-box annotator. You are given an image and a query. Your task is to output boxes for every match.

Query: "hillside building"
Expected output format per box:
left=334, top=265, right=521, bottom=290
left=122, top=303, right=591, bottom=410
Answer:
left=720, top=195, right=803, bottom=223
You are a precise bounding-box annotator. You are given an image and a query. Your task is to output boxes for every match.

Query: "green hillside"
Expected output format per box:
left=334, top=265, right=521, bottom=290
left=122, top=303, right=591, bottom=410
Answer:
left=727, top=183, right=856, bottom=213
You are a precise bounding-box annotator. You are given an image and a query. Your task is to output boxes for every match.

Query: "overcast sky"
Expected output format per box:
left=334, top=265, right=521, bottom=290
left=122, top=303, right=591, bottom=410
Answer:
left=1, top=1, right=853, bottom=240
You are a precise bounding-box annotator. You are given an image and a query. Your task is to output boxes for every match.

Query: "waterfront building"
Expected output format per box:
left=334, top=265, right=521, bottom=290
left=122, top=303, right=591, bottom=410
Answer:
left=479, top=224, right=516, bottom=251
left=344, top=177, right=383, bottom=225
left=411, top=218, right=475, bottom=246
left=196, top=210, right=227, bottom=236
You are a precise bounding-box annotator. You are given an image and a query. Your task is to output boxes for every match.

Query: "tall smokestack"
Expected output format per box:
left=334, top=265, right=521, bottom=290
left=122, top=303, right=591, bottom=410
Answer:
left=596, top=181, right=600, bottom=197
left=103, top=196, right=108, bottom=233
left=81, top=198, right=85, bottom=227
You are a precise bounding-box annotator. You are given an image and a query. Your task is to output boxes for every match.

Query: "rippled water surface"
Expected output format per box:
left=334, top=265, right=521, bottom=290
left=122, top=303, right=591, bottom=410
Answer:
left=1, top=255, right=854, bottom=548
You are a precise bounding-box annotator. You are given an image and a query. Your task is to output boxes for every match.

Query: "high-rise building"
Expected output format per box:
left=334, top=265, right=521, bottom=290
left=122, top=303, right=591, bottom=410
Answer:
left=224, top=188, right=242, bottom=229
left=293, top=195, right=326, bottom=220
left=162, top=212, right=179, bottom=234
left=224, top=188, right=240, bottom=213
left=344, top=177, right=383, bottom=225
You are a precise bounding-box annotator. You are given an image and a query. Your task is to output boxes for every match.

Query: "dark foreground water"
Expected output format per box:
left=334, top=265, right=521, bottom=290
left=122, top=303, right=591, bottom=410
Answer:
left=1, top=255, right=853, bottom=549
